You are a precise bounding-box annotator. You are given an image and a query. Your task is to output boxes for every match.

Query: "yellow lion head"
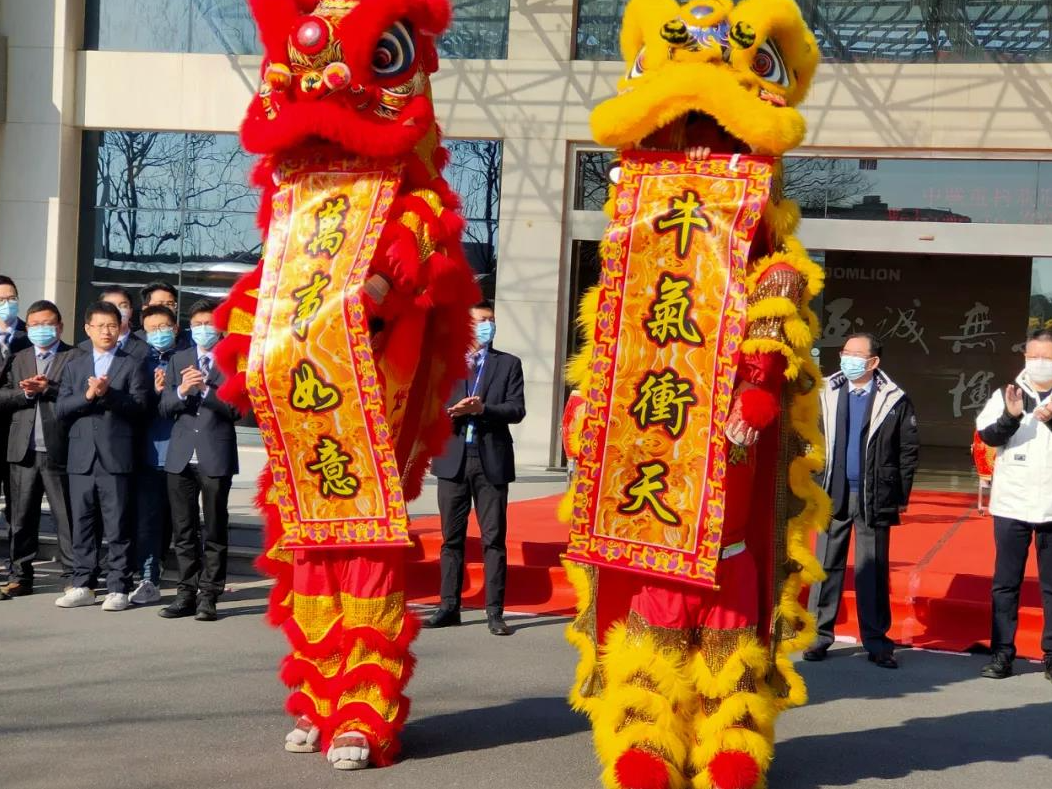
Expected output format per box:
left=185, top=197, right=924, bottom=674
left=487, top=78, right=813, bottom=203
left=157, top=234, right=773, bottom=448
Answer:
left=592, top=0, right=819, bottom=156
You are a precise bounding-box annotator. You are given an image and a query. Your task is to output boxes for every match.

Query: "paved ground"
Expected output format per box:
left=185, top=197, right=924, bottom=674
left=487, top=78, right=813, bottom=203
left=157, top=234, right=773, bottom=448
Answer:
left=3, top=570, right=1050, bottom=789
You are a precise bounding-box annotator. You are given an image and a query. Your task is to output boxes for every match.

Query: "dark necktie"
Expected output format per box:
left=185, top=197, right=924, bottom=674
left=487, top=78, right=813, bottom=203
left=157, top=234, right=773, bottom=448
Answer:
left=200, top=355, right=212, bottom=380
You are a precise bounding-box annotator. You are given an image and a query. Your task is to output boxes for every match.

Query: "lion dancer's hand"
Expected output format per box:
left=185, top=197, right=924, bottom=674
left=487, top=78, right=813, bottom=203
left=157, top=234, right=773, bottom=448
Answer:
left=725, top=352, right=786, bottom=447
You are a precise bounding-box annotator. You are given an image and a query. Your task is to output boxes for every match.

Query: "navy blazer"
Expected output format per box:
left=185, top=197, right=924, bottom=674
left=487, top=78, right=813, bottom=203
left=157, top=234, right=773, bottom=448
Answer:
left=56, top=347, right=150, bottom=474
left=159, top=346, right=241, bottom=477
left=431, top=347, right=526, bottom=485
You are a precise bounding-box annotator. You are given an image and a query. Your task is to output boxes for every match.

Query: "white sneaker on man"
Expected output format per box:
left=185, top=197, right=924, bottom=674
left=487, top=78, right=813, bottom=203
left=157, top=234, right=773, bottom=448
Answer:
left=129, top=580, right=161, bottom=605
left=55, top=587, right=96, bottom=608
left=101, top=592, right=130, bottom=612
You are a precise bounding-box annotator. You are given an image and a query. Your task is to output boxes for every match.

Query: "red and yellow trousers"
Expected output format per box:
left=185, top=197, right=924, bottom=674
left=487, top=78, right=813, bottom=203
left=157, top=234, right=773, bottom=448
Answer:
left=275, top=550, right=418, bottom=766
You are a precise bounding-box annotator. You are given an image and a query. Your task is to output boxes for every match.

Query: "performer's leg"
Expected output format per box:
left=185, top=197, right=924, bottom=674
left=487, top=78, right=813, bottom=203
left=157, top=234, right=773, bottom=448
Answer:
left=592, top=582, right=698, bottom=789
left=281, top=549, right=418, bottom=768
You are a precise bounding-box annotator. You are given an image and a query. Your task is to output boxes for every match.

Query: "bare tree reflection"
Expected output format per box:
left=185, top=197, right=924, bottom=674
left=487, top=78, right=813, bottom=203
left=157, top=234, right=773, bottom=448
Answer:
left=445, top=139, right=503, bottom=299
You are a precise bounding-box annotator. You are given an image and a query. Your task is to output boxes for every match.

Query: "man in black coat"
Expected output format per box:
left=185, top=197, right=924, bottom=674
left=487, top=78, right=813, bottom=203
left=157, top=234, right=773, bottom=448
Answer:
left=0, top=301, right=80, bottom=597
left=158, top=299, right=240, bottom=622
left=0, top=275, right=31, bottom=548
left=805, top=333, right=919, bottom=668
left=55, top=301, right=150, bottom=611
left=425, top=300, right=526, bottom=635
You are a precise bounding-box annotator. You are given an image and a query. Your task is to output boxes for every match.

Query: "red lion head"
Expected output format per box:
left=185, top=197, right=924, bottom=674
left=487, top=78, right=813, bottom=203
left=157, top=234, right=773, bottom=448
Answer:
left=243, top=0, right=451, bottom=159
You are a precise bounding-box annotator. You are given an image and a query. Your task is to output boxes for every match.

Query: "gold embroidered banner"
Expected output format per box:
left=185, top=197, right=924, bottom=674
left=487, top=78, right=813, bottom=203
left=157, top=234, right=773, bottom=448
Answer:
left=565, top=152, right=772, bottom=587
left=247, top=161, right=410, bottom=549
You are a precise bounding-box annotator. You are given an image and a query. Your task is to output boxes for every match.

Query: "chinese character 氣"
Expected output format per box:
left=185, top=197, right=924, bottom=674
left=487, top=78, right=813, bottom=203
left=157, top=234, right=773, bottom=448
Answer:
left=645, top=273, right=704, bottom=346
left=292, top=272, right=331, bottom=340
left=939, top=302, right=1003, bottom=354
left=877, top=299, right=930, bottom=354
left=307, top=437, right=360, bottom=498
left=307, top=196, right=349, bottom=257
left=630, top=369, right=698, bottom=438
left=654, top=189, right=712, bottom=258
left=948, top=370, right=995, bottom=419
left=618, top=461, right=680, bottom=525
left=290, top=360, right=341, bottom=412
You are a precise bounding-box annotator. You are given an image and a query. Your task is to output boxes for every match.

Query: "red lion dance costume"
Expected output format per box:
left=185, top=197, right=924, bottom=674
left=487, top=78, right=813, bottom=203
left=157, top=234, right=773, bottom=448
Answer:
left=560, top=2, right=831, bottom=789
left=212, top=0, right=478, bottom=771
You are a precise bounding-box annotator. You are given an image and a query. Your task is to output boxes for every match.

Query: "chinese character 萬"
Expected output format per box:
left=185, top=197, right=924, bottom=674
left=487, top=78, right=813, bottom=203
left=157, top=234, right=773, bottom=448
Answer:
left=307, top=437, right=360, bottom=498
left=618, top=461, right=680, bottom=525
left=292, top=272, right=331, bottom=340
left=645, top=273, right=704, bottom=346
left=307, top=196, right=349, bottom=257
left=630, top=369, right=698, bottom=438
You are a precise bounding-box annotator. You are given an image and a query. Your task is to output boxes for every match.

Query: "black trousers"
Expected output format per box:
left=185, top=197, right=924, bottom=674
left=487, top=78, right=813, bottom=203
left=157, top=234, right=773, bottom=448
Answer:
left=168, top=465, right=231, bottom=597
left=7, top=452, right=74, bottom=583
left=809, top=490, right=894, bottom=654
left=134, top=465, right=172, bottom=583
left=69, top=463, right=133, bottom=594
left=437, top=449, right=508, bottom=613
left=991, top=516, right=1052, bottom=660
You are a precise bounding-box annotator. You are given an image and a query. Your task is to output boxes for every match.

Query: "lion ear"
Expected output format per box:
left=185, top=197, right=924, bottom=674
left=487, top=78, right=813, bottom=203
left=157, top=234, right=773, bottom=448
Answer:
left=247, top=0, right=304, bottom=61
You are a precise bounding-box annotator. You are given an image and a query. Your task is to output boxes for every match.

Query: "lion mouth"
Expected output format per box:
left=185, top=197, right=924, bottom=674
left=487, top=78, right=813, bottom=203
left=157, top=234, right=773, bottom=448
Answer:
left=640, top=110, right=752, bottom=155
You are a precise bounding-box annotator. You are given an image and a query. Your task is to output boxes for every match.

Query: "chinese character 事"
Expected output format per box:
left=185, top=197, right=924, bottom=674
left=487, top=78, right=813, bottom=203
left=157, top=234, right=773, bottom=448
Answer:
left=290, top=360, right=341, bottom=412
left=292, top=272, right=332, bottom=341
left=645, top=273, right=704, bottom=346
left=631, top=369, right=698, bottom=438
left=308, top=436, right=360, bottom=498
left=618, top=461, right=680, bottom=525
left=654, top=189, right=712, bottom=258
left=307, top=196, right=349, bottom=258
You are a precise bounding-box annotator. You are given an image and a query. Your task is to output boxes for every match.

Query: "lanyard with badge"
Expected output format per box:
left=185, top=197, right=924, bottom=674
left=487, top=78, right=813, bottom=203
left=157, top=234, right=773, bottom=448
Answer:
left=464, top=354, right=486, bottom=444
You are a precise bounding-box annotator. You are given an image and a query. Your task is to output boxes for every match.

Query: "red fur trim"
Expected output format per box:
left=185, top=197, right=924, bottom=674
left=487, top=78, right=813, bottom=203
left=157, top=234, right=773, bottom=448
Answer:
left=279, top=651, right=415, bottom=705
left=738, top=387, right=780, bottom=431
left=708, top=751, right=760, bottom=789
left=614, top=748, right=670, bottom=789
left=281, top=610, right=420, bottom=662
left=246, top=0, right=301, bottom=61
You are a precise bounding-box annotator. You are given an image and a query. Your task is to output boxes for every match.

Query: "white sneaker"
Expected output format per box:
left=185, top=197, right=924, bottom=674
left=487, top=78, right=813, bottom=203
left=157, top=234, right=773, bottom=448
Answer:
left=129, top=580, right=161, bottom=605
left=327, top=731, right=370, bottom=770
left=55, top=587, right=96, bottom=608
left=101, top=592, right=130, bottom=611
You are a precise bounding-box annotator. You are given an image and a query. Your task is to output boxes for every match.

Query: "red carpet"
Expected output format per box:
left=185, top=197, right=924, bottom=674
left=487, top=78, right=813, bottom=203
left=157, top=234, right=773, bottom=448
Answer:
left=405, top=489, right=1047, bottom=659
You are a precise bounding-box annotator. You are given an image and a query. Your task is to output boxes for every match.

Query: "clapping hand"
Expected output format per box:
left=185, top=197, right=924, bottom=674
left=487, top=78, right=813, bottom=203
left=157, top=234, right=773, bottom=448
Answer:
left=19, top=374, right=48, bottom=396
left=178, top=366, right=206, bottom=398
left=1005, top=384, right=1024, bottom=417
left=1035, top=401, right=1052, bottom=423
left=153, top=366, right=166, bottom=394
left=85, top=375, right=110, bottom=400
left=448, top=396, right=483, bottom=418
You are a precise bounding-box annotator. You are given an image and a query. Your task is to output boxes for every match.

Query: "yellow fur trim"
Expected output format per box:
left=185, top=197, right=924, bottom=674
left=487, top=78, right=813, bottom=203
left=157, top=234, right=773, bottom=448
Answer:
left=763, top=196, right=800, bottom=246
left=566, top=285, right=602, bottom=391
left=563, top=560, right=601, bottom=718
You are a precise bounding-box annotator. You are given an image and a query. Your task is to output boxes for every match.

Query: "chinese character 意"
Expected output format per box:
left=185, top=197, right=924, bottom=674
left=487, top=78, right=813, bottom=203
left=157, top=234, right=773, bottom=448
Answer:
left=618, top=461, right=680, bottom=525
left=645, top=273, right=704, bottom=346
left=307, top=437, right=360, bottom=498
left=876, top=299, right=930, bottom=355
left=939, top=301, right=1003, bottom=354
left=631, top=369, right=698, bottom=438
left=948, top=370, right=995, bottom=419
left=290, top=360, right=341, bottom=412
left=307, top=196, right=349, bottom=257
left=654, top=189, right=712, bottom=258
left=292, top=272, right=331, bottom=340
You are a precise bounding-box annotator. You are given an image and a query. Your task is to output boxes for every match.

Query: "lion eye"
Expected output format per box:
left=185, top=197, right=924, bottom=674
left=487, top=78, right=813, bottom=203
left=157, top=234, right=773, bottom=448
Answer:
left=372, top=21, right=416, bottom=77
left=750, top=40, right=789, bottom=87
left=628, top=47, right=645, bottom=79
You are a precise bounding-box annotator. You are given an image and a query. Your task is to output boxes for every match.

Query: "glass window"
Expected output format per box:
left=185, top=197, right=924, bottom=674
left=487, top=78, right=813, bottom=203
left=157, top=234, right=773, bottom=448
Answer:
left=444, top=140, right=504, bottom=299
left=86, top=0, right=190, bottom=52
left=188, top=0, right=261, bottom=55
left=575, top=0, right=628, bottom=61
left=78, top=130, right=260, bottom=330
left=574, top=150, right=614, bottom=212
left=438, top=0, right=511, bottom=59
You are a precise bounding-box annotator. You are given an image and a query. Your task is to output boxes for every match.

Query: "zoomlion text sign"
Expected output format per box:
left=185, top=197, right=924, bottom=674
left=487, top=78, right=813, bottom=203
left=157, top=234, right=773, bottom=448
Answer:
left=828, top=267, right=902, bottom=282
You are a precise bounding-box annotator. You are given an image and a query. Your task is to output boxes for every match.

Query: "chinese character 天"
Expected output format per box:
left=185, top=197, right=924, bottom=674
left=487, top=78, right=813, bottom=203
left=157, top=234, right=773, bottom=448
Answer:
left=618, top=461, right=680, bottom=525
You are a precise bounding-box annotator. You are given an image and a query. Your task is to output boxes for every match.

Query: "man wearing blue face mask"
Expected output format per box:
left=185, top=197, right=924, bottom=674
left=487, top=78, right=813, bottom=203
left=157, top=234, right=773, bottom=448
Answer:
left=0, top=300, right=79, bottom=598
left=128, top=305, right=182, bottom=606
left=426, top=299, right=526, bottom=636
left=805, top=333, right=919, bottom=669
left=158, top=299, right=241, bottom=622
left=0, top=275, right=30, bottom=552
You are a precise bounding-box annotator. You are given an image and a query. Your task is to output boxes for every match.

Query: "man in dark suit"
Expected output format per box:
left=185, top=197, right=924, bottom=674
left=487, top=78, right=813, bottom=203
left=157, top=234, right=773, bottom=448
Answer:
left=158, top=299, right=240, bottom=622
left=55, top=301, right=149, bottom=611
left=0, top=275, right=31, bottom=545
left=425, top=300, right=526, bottom=636
left=0, top=301, right=79, bottom=597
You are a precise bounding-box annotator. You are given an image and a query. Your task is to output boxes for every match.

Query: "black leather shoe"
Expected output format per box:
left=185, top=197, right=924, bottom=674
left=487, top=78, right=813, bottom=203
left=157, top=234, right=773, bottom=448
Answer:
left=802, top=646, right=829, bottom=662
left=195, top=595, right=218, bottom=622
left=487, top=613, right=511, bottom=636
left=1044, top=656, right=1052, bottom=683
left=980, top=653, right=1013, bottom=679
left=159, top=594, right=197, bottom=619
left=868, top=651, right=898, bottom=669
left=422, top=608, right=461, bottom=628
left=0, top=581, right=32, bottom=597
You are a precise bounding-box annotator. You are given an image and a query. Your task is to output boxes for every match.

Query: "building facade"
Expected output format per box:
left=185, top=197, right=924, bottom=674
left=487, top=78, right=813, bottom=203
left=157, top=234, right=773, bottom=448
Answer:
left=2, top=0, right=1052, bottom=468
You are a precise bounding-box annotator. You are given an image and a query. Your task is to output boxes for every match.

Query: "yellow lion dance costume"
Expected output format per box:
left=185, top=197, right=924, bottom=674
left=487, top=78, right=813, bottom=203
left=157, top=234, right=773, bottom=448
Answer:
left=560, top=2, right=830, bottom=789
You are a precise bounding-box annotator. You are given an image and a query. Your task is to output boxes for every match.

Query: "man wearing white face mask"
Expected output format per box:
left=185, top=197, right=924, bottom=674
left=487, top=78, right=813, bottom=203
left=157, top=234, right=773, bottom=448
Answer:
left=805, top=333, right=919, bottom=669
left=975, top=329, right=1052, bottom=684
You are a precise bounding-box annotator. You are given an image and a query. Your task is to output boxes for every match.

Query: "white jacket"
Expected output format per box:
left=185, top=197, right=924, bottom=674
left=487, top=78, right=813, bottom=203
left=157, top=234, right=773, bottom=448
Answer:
left=975, top=372, right=1052, bottom=523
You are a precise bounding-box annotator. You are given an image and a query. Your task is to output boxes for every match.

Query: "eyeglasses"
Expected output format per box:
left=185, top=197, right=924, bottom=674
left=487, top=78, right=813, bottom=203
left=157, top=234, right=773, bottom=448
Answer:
left=0, top=298, right=17, bottom=305
left=151, top=300, right=178, bottom=309
left=27, top=322, right=59, bottom=329
left=839, top=352, right=872, bottom=360
left=88, top=323, right=120, bottom=332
